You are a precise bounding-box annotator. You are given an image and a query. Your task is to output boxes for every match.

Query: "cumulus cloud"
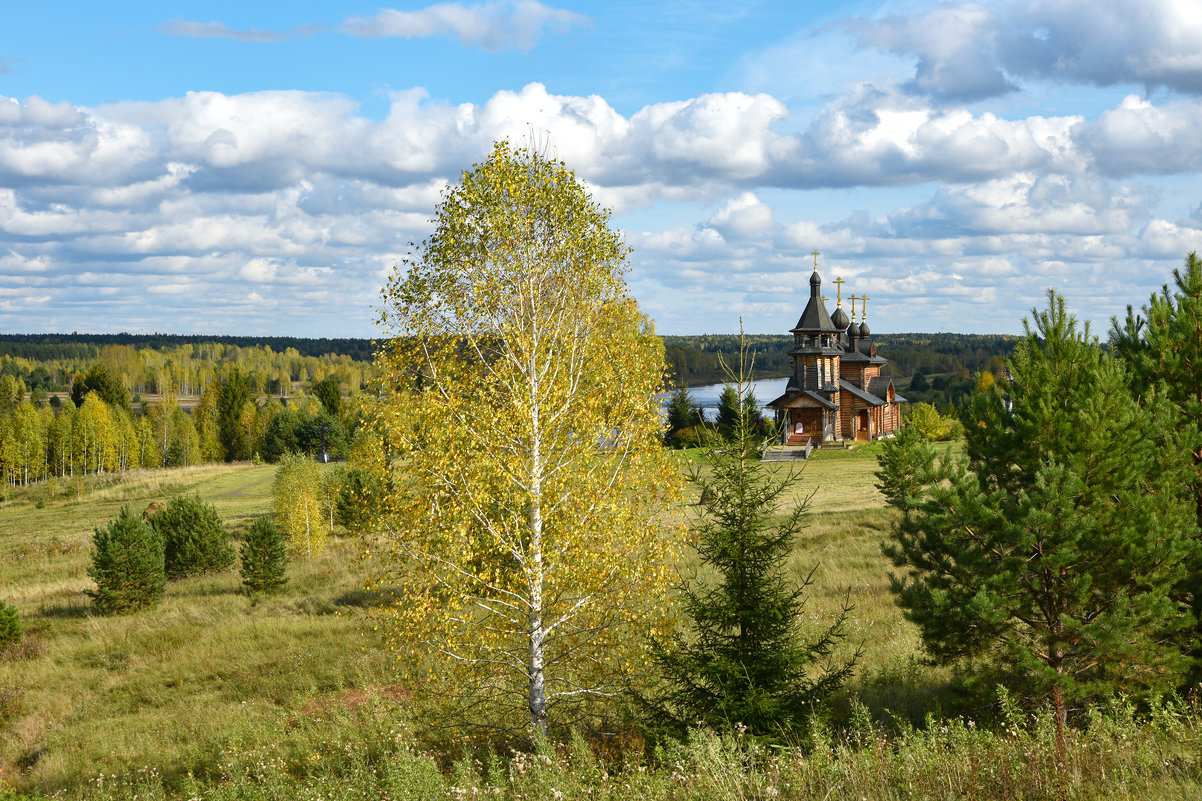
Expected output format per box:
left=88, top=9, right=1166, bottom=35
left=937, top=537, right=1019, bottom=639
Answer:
left=341, top=1, right=590, bottom=51
left=708, top=193, right=776, bottom=240
left=887, top=173, right=1148, bottom=237
left=848, top=0, right=1202, bottom=100
left=0, top=77, right=1199, bottom=336
left=1079, top=94, right=1202, bottom=175
left=850, top=2, right=1018, bottom=101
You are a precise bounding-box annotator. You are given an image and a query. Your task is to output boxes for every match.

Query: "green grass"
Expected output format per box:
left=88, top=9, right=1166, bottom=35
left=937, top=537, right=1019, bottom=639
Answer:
left=0, top=463, right=397, bottom=795
left=2, top=449, right=1200, bottom=799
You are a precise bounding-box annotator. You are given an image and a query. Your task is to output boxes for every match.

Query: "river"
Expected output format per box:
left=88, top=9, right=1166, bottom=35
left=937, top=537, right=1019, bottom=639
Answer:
left=671, top=377, right=790, bottom=422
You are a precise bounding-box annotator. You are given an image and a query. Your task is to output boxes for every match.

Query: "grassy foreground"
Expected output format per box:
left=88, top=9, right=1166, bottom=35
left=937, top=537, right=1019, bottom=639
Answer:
left=2, top=450, right=1201, bottom=800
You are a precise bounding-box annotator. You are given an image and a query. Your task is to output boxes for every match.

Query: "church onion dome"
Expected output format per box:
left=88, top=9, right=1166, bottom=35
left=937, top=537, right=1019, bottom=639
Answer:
left=831, top=306, right=850, bottom=331
left=809, top=270, right=822, bottom=287
left=858, top=321, right=871, bottom=337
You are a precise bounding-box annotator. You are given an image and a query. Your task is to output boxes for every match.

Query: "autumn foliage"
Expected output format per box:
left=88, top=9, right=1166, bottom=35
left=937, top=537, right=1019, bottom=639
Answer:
left=374, top=141, right=682, bottom=739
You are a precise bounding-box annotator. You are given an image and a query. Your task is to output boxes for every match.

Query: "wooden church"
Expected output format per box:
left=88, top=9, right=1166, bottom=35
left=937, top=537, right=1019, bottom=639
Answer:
left=766, top=256, right=906, bottom=445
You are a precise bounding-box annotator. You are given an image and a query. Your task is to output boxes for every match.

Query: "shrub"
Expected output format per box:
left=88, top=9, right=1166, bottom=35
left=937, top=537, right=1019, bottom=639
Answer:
left=87, top=506, right=166, bottom=614
left=240, top=516, right=289, bottom=593
left=905, top=402, right=960, bottom=441
left=0, top=600, right=21, bottom=647
left=149, top=494, right=236, bottom=580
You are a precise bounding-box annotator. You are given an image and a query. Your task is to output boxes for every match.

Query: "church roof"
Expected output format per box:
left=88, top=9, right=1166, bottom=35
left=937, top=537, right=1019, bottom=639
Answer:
left=791, top=295, right=839, bottom=333
left=868, top=376, right=901, bottom=401
left=839, top=379, right=886, bottom=407
left=790, top=270, right=840, bottom=334
left=766, top=389, right=837, bottom=410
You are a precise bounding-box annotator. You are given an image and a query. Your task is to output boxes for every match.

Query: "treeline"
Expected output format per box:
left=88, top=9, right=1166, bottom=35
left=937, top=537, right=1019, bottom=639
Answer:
left=2, top=332, right=1014, bottom=398
left=0, top=340, right=369, bottom=401
left=663, top=332, right=1016, bottom=386
left=0, top=333, right=376, bottom=362
left=0, top=366, right=362, bottom=488
left=0, top=337, right=373, bottom=488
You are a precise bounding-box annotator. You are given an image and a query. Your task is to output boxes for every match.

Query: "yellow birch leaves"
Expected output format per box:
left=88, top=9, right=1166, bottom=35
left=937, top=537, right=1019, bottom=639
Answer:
left=373, top=141, right=682, bottom=737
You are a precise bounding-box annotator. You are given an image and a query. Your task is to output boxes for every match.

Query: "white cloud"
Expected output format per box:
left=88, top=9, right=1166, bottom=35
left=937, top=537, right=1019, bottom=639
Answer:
left=1, top=76, right=1200, bottom=337
left=341, top=2, right=590, bottom=51
left=708, top=192, right=775, bottom=240
left=850, top=2, right=1018, bottom=101
left=847, top=0, right=1202, bottom=101
left=1080, top=94, right=1202, bottom=175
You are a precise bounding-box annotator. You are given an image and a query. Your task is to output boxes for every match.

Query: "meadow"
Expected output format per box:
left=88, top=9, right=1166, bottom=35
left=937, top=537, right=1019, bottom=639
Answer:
left=2, top=445, right=1200, bottom=800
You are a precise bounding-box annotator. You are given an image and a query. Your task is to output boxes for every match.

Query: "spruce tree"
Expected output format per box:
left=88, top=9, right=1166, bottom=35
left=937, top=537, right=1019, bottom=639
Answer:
left=240, top=516, right=289, bottom=593
left=646, top=347, right=856, bottom=738
left=0, top=600, right=21, bottom=648
left=715, top=385, right=741, bottom=439
left=881, top=292, right=1199, bottom=746
left=665, top=386, right=703, bottom=436
left=88, top=506, right=166, bottom=614
left=149, top=494, right=235, bottom=580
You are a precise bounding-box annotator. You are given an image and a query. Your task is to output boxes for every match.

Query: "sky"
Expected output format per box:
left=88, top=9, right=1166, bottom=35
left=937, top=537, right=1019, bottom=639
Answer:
left=2, top=0, right=1202, bottom=337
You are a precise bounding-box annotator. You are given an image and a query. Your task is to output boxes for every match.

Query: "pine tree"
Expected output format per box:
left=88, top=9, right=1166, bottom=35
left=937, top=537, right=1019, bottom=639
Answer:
left=646, top=346, right=856, bottom=738
left=874, top=425, right=941, bottom=516
left=0, top=600, right=21, bottom=648
left=217, top=367, right=253, bottom=461
left=240, top=516, right=289, bottom=593
left=88, top=506, right=166, bottom=614
left=881, top=292, right=1199, bottom=750
left=149, top=494, right=235, bottom=580
left=1111, top=252, right=1202, bottom=678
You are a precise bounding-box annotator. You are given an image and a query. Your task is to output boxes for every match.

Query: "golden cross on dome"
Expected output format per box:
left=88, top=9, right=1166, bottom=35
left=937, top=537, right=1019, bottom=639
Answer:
left=861, top=294, right=870, bottom=321
left=833, top=276, right=845, bottom=306
left=810, top=249, right=820, bottom=270
left=849, top=294, right=859, bottom=322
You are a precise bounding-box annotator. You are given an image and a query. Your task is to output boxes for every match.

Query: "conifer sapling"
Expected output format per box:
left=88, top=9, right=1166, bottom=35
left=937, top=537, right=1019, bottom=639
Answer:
left=88, top=506, right=166, bottom=614
left=240, top=516, right=289, bottom=593
left=645, top=336, right=857, bottom=738
left=0, top=600, right=21, bottom=648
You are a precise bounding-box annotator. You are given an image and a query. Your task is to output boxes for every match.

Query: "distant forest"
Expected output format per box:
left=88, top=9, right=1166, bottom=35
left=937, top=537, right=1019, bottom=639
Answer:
left=0, top=330, right=1016, bottom=485
left=1, top=330, right=1016, bottom=390
left=663, top=333, right=1017, bottom=385
left=0, top=333, right=377, bottom=363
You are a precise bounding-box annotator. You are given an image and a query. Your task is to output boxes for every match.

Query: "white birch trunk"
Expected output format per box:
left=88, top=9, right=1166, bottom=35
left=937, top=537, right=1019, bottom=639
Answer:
left=527, top=346, right=547, bottom=737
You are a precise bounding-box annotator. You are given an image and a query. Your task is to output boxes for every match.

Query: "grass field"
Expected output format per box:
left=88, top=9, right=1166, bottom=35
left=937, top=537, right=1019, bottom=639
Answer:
left=0, top=464, right=397, bottom=794
left=2, top=447, right=1200, bottom=799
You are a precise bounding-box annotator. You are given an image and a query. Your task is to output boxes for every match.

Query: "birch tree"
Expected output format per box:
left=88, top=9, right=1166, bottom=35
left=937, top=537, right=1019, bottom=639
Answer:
left=375, top=140, right=681, bottom=740
left=273, top=453, right=327, bottom=558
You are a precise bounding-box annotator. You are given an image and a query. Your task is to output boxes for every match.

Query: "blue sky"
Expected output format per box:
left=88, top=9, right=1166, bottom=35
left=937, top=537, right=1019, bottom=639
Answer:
left=2, top=0, right=1201, bottom=337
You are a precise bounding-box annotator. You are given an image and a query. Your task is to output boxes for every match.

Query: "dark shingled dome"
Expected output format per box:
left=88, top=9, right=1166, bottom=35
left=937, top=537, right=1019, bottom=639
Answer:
left=858, top=321, right=871, bottom=337
left=831, top=306, right=850, bottom=330
left=809, top=270, right=822, bottom=286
